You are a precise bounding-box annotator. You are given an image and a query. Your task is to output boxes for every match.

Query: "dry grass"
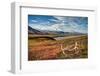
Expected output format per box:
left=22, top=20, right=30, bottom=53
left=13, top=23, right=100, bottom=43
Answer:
left=28, top=35, right=88, bottom=60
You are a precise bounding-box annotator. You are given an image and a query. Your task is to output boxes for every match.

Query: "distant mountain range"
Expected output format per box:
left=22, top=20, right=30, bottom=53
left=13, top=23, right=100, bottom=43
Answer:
left=28, top=26, right=86, bottom=35
left=28, top=26, right=48, bottom=35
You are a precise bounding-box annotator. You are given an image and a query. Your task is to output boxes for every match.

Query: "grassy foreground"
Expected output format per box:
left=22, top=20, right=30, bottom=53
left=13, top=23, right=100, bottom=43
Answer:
left=28, top=35, right=88, bottom=60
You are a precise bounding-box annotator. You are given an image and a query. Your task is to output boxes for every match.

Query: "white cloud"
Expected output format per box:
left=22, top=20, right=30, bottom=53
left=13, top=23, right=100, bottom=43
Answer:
left=29, top=23, right=62, bottom=31
left=54, top=16, right=65, bottom=21
left=31, top=20, right=38, bottom=22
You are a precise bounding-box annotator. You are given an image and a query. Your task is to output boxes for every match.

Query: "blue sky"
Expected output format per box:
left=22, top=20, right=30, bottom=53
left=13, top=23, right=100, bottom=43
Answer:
left=28, top=15, right=88, bottom=33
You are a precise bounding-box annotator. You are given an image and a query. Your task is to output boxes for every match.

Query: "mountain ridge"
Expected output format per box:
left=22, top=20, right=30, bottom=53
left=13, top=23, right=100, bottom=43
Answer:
left=28, top=26, right=86, bottom=35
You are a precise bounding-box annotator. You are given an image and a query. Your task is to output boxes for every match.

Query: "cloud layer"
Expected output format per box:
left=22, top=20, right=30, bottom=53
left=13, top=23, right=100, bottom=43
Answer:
left=28, top=15, right=88, bottom=33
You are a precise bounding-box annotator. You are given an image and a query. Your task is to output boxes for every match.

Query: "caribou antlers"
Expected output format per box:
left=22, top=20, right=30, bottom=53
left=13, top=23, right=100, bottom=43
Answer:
left=60, top=44, right=68, bottom=56
left=60, top=42, right=80, bottom=57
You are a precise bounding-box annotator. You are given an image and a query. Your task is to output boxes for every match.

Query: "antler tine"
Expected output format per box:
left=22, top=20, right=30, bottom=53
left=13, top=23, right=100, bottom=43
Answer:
left=60, top=44, right=68, bottom=56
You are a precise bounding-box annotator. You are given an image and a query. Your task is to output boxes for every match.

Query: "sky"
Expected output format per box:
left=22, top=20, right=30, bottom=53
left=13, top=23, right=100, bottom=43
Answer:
left=28, top=15, right=88, bottom=33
